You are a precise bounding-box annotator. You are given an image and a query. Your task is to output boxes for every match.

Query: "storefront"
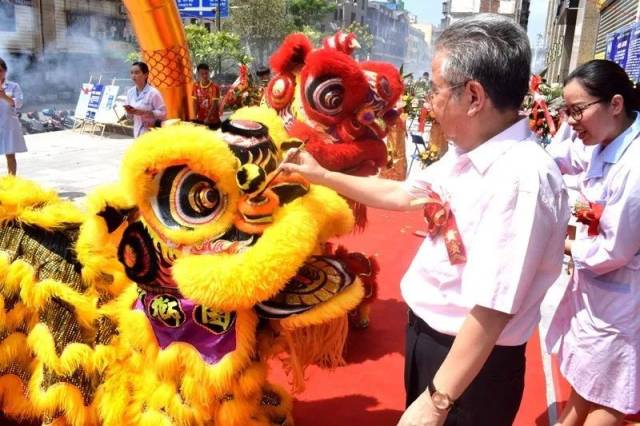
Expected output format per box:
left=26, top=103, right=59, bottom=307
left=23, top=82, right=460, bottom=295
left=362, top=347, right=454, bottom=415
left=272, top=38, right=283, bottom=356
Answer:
left=595, top=0, right=640, bottom=58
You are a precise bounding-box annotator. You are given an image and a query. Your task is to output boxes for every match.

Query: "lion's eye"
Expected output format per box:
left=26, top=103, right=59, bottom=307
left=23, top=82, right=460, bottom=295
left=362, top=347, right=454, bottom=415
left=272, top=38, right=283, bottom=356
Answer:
left=153, top=165, right=226, bottom=229
left=305, top=76, right=345, bottom=116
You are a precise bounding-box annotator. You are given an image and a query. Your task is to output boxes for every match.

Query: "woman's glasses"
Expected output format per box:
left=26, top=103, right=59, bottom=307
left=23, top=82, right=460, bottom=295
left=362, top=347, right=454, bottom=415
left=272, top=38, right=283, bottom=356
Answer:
left=559, top=100, right=604, bottom=121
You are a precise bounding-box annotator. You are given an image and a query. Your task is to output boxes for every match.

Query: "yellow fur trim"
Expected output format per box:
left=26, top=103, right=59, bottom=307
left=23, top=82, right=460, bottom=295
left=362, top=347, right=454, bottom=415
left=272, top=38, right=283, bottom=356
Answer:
left=2, top=258, right=36, bottom=299
left=230, top=106, right=289, bottom=149
left=19, top=278, right=99, bottom=329
left=76, top=184, right=134, bottom=297
left=0, top=300, right=36, bottom=333
left=256, top=383, right=293, bottom=426
left=154, top=309, right=257, bottom=398
left=27, top=325, right=99, bottom=376
left=0, top=332, right=32, bottom=368
left=0, top=374, right=38, bottom=421
left=173, top=186, right=354, bottom=311
left=116, top=309, right=259, bottom=424
left=121, top=125, right=240, bottom=247
left=233, top=361, right=267, bottom=399
left=28, top=363, right=99, bottom=426
left=215, top=397, right=257, bottom=426
left=0, top=176, right=84, bottom=228
left=138, top=410, right=174, bottom=426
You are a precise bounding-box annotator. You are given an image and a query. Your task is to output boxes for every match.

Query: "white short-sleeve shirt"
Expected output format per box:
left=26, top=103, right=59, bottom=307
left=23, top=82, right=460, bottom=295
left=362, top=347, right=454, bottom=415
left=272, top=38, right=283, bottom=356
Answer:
left=402, top=118, right=570, bottom=346
left=126, top=84, right=167, bottom=138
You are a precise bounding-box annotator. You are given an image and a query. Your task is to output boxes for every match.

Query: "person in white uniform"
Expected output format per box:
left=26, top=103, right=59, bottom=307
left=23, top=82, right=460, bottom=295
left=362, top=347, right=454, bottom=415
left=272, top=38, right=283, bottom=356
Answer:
left=125, top=61, right=167, bottom=138
left=546, top=59, right=640, bottom=426
left=0, top=57, right=27, bottom=175
left=283, top=14, right=569, bottom=426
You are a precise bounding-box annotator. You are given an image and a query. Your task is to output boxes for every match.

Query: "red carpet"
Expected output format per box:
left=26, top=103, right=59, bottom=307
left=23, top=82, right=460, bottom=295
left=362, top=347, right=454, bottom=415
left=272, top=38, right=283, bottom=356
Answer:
left=270, top=208, right=552, bottom=426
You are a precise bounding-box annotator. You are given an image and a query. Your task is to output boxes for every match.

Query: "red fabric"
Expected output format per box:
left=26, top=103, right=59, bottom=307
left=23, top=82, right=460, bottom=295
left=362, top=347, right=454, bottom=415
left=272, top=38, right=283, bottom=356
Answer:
left=420, top=191, right=466, bottom=265
left=270, top=33, right=313, bottom=74
left=192, top=81, right=220, bottom=122
left=529, top=75, right=543, bottom=93
left=418, top=105, right=430, bottom=133
left=270, top=208, right=556, bottom=426
left=574, top=202, right=604, bottom=237
left=288, top=121, right=388, bottom=174
left=322, top=31, right=359, bottom=56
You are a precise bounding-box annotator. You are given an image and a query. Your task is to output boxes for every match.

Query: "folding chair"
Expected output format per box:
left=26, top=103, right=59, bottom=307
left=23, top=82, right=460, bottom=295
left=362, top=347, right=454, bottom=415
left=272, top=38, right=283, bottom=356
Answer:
left=407, top=133, right=428, bottom=175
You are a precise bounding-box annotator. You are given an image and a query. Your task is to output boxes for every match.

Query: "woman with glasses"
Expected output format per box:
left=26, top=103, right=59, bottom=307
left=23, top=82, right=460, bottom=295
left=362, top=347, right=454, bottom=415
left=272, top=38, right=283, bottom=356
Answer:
left=546, top=59, right=640, bottom=426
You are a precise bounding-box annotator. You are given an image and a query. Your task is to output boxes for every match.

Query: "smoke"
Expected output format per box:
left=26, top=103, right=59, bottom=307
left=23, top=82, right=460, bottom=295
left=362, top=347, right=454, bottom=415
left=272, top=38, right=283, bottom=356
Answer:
left=0, top=1, right=132, bottom=110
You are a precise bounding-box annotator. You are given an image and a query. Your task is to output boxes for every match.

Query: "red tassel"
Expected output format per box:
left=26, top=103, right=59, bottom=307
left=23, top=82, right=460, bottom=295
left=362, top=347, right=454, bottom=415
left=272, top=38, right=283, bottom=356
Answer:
left=347, top=199, right=368, bottom=232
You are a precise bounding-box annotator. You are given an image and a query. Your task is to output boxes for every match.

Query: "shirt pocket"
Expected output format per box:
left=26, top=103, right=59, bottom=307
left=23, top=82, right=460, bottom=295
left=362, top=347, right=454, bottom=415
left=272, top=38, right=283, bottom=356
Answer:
left=584, top=268, right=635, bottom=331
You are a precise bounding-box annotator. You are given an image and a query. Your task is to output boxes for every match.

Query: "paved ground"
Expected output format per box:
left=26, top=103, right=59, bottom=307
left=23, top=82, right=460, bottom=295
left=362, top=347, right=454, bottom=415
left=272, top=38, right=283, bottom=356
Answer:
left=9, top=129, right=134, bottom=201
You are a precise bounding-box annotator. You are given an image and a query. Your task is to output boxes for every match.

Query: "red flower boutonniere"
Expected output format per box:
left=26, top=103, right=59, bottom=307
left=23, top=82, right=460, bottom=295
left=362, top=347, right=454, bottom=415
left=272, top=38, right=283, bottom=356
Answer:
left=412, top=191, right=466, bottom=265
left=573, top=201, right=604, bottom=237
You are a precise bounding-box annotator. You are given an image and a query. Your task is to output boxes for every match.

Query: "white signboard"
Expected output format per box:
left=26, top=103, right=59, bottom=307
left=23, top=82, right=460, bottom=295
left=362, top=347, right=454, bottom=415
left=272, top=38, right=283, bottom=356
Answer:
left=74, top=83, right=94, bottom=119
left=94, top=85, right=121, bottom=124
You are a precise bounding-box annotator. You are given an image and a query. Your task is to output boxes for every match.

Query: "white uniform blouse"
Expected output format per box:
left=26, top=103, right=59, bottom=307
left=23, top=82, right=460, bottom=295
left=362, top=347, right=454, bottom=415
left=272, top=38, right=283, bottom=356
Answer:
left=126, top=84, right=167, bottom=138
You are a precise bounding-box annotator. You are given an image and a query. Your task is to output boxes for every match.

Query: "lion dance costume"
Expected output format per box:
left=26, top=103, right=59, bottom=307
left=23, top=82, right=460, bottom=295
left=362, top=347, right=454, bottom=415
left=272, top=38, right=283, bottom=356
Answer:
left=0, top=111, right=369, bottom=425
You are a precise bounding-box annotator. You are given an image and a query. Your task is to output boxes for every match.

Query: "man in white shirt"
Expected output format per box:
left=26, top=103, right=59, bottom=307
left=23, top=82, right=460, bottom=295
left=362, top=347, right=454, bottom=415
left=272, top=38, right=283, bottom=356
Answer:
left=283, top=14, right=570, bottom=426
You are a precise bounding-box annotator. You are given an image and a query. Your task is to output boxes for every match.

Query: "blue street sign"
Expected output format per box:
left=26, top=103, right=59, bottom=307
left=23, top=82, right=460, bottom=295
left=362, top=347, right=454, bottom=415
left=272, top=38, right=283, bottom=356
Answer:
left=177, top=0, right=228, bottom=19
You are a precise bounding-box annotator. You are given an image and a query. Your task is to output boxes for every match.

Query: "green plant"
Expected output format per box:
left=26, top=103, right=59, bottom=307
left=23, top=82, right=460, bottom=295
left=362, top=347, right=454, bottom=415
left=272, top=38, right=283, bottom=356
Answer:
left=125, top=24, right=253, bottom=73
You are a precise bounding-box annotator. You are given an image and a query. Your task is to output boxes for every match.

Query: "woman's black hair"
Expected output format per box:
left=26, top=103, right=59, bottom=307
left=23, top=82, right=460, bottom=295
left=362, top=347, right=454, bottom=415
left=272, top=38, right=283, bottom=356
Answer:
left=0, top=57, right=7, bottom=72
left=131, top=61, right=150, bottom=75
left=565, top=59, right=640, bottom=117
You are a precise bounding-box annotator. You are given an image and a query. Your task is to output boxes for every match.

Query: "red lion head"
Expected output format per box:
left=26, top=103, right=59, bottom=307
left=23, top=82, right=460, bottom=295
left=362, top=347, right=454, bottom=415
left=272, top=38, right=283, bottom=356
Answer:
left=265, top=32, right=404, bottom=177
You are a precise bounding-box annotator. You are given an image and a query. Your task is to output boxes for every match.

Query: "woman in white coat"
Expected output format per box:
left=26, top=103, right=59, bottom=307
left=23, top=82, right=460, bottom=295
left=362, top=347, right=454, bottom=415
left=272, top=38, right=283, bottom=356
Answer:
left=0, top=57, right=27, bottom=175
left=546, top=59, right=640, bottom=426
left=125, top=61, right=167, bottom=138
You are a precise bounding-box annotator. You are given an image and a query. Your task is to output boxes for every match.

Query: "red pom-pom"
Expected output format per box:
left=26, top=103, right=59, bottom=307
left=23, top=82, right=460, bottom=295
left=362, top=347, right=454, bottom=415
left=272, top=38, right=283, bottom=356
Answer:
left=269, top=33, right=313, bottom=74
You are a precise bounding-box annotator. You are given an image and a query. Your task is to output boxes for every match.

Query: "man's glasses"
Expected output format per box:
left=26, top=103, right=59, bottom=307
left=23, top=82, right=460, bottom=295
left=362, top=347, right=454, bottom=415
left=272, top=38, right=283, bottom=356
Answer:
left=559, top=100, right=604, bottom=122
left=426, top=81, right=469, bottom=103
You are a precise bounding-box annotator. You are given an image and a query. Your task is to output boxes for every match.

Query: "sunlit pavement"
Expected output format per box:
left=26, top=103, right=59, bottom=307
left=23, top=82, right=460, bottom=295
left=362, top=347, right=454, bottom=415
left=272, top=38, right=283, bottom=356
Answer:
left=11, top=129, right=134, bottom=201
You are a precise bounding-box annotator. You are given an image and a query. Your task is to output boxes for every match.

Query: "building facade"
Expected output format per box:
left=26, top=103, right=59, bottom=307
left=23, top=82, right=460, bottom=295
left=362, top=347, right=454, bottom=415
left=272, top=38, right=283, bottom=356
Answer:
left=594, top=0, right=640, bottom=58
left=367, top=1, right=410, bottom=67
left=543, top=0, right=640, bottom=83
left=0, top=0, right=133, bottom=107
left=1, top=0, right=132, bottom=57
left=404, top=16, right=430, bottom=76
left=543, top=0, right=596, bottom=83
left=440, top=0, right=530, bottom=30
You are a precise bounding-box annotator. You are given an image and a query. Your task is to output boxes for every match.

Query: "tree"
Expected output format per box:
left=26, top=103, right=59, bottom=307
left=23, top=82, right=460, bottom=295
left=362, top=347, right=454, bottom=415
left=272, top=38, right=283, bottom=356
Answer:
left=184, top=24, right=252, bottom=73
left=126, top=24, right=252, bottom=74
left=286, top=0, right=336, bottom=31
left=229, top=0, right=291, bottom=66
left=300, top=25, right=325, bottom=47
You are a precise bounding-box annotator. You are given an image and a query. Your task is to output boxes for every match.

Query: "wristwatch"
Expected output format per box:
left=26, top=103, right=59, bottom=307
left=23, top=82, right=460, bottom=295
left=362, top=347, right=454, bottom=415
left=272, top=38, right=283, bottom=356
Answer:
left=428, top=380, right=455, bottom=411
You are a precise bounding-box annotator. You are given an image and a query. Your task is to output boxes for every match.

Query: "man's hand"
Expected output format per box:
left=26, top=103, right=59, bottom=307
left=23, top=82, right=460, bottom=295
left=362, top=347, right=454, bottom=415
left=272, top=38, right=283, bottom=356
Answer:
left=281, top=150, right=329, bottom=184
left=397, top=391, right=447, bottom=426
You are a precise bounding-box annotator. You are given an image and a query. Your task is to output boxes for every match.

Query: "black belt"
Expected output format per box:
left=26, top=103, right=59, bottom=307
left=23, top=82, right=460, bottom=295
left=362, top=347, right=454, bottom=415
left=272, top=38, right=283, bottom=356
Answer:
left=408, top=309, right=527, bottom=356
